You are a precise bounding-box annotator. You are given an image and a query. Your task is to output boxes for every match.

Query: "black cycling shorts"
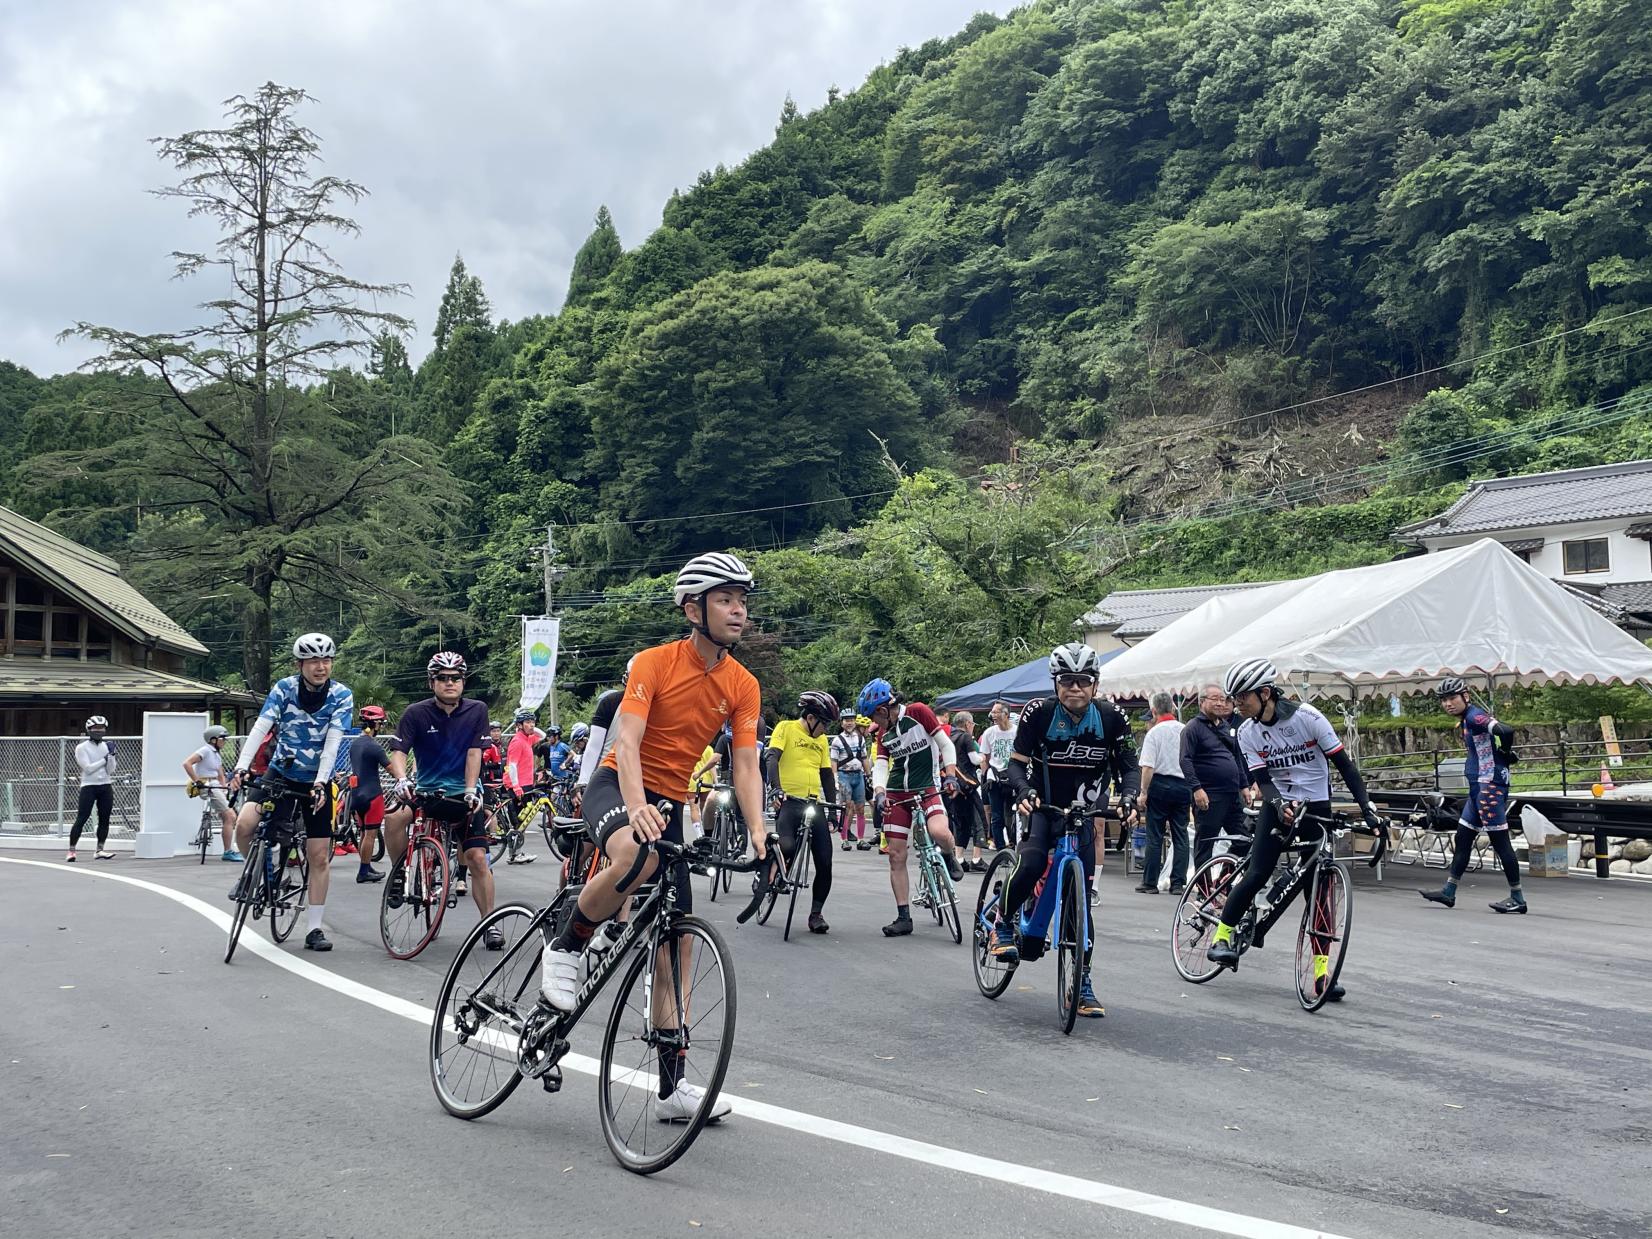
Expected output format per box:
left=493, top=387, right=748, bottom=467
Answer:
left=419, top=793, right=491, bottom=853
left=583, top=766, right=689, bottom=912
left=259, top=777, right=334, bottom=840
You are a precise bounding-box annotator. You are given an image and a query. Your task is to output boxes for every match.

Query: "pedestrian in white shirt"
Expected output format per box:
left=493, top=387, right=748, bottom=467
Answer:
left=68, top=714, right=118, bottom=862
left=977, top=700, right=1019, bottom=850
left=1135, top=692, right=1191, bottom=893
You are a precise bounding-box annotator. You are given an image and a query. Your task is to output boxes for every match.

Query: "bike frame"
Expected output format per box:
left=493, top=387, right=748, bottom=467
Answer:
left=1241, top=815, right=1337, bottom=947
left=1016, top=809, right=1090, bottom=957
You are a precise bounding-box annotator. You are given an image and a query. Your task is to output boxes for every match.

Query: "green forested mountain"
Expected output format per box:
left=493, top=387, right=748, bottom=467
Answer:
left=4, top=0, right=1650, bottom=713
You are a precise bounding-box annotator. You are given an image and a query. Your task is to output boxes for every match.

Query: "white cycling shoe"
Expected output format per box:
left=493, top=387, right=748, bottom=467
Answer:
left=539, top=947, right=581, bottom=1011
left=656, top=1081, right=732, bottom=1124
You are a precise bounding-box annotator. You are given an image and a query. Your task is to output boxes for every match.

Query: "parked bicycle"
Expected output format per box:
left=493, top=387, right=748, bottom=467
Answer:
left=224, top=778, right=311, bottom=964
left=186, top=780, right=239, bottom=865
left=971, top=800, right=1092, bottom=1034
left=1170, top=806, right=1387, bottom=1011
left=428, top=823, right=769, bottom=1174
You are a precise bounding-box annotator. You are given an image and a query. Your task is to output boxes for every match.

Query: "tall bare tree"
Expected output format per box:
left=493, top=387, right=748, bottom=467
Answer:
left=44, top=83, right=462, bottom=690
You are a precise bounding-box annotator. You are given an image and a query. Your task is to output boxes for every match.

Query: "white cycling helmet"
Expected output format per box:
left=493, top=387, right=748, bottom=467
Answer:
left=1048, top=641, right=1100, bottom=679
left=1223, top=657, right=1278, bottom=697
left=427, top=650, right=468, bottom=678
left=672, top=552, right=755, bottom=607
left=84, top=715, right=109, bottom=732
left=293, top=632, right=336, bottom=659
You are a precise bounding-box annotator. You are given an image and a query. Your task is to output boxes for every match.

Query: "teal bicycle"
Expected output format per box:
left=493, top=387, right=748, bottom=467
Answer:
left=972, top=800, right=1091, bottom=1034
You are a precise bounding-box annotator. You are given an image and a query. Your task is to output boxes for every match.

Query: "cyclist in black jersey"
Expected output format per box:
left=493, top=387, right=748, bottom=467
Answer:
left=993, top=643, right=1140, bottom=1018
left=1205, top=657, right=1384, bottom=995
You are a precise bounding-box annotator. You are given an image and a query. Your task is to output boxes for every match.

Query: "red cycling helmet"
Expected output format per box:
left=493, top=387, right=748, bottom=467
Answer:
left=359, top=704, right=387, bottom=723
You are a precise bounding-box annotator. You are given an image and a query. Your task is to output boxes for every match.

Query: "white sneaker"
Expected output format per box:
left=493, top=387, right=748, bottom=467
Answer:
left=656, top=1081, right=732, bottom=1124
left=539, top=947, right=581, bottom=1011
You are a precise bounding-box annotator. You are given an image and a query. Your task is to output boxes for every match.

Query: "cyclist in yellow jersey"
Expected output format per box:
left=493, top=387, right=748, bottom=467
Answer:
left=764, top=692, right=841, bottom=932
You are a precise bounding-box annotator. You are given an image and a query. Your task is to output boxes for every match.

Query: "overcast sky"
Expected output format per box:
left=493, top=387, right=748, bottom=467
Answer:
left=0, top=0, right=1000, bottom=378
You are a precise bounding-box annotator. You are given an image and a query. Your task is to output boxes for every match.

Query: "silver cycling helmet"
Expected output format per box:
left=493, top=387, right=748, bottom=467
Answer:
left=204, top=725, right=230, bottom=742
left=672, top=552, right=755, bottom=607
left=293, top=632, right=336, bottom=659
left=1048, top=641, right=1101, bottom=679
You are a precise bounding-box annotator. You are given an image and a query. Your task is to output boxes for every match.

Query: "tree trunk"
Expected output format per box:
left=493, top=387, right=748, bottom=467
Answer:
left=243, top=561, right=275, bottom=692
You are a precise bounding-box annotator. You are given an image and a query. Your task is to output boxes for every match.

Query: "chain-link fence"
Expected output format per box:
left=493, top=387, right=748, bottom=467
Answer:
left=0, top=734, right=375, bottom=839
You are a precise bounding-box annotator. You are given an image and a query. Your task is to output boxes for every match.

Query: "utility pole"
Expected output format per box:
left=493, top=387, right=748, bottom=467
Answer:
left=541, top=524, right=566, bottom=726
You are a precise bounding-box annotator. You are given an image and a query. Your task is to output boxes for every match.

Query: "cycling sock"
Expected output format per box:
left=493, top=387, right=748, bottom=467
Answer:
left=1213, top=922, right=1234, bottom=944
left=1441, top=877, right=1459, bottom=898
left=658, top=1048, right=685, bottom=1099
left=307, top=904, right=324, bottom=934
left=1509, top=883, right=1525, bottom=904
left=896, top=903, right=910, bottom=920
left=553, top=907, right=601, bottom=953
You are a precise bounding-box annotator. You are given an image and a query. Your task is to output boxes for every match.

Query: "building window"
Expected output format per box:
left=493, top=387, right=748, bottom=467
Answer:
left=1563, top=538, right=1610, bottom=575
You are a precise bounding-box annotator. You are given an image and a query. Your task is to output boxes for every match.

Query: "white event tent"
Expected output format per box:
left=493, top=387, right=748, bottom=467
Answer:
left=1093, top=538, right=1652, bottom=700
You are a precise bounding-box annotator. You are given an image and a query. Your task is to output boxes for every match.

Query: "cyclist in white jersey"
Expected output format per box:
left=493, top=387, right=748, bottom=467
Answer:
left=1206, top=658, right=1382, bottom=989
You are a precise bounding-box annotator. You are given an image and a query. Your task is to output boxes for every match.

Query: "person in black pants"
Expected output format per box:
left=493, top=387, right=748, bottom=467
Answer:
left=1181, top=683, right=1248, bottom=868
left=1136, top=692, right=1192, bottom=892
left=67, top=714, right=118, bottom=862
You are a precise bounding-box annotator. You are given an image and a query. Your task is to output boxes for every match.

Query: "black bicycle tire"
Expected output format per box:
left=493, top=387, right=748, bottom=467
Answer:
left=1296, top=863, right=1352, bottom=1013
left=1056, top=864, right=1084, bottom=1035
left=598, top=914, right=736, bottom=1175
left=707, top=812, right=726, bottom=902
left=937, top=856, right=962, bottom=945
left=224, top=840, right=262, bottom=964
left=782, top=833, right=811, bottom=942
left=972, top=850, right=1018, bottom=999
left=487, top=806, right=513, bottom=867
left=1171, top=855, right=1242, bottom=984
left=382, top=836, right=449, bottom=960
left=755, top=860, right=781, bottom=925
left=270, top=841, right=309, bottom=943
left=429, top=903, right=536, bottom=1119
left=722, top=812, right=745, bottom=894
left=198, top=810, right=210, bottom=865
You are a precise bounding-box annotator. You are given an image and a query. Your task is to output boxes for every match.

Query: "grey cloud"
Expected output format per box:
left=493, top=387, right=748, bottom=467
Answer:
left=0, top=0, right=1000, bottom=377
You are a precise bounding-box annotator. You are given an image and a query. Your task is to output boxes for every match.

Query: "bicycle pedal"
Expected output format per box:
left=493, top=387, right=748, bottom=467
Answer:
left=540, top=1065, right=563, bottom=1094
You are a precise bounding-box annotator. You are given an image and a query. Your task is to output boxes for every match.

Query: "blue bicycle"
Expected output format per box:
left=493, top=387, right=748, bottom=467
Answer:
left=972, top=800, right=1091, bottom=1034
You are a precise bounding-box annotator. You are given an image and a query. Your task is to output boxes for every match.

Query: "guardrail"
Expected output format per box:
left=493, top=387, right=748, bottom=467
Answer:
left=1360, top=733, right=1652, bottom=796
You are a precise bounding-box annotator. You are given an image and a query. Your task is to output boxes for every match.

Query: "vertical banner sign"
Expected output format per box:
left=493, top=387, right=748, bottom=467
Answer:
left=519, top=617, right=560, bottom=711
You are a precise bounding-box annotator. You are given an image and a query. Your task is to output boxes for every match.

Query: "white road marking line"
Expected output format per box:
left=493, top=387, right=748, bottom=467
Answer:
left=8, top=858, right=1353, bottom=1239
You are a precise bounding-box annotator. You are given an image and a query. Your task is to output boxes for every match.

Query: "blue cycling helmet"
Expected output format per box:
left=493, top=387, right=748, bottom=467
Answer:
left=857, top=678, right=896, bottom=716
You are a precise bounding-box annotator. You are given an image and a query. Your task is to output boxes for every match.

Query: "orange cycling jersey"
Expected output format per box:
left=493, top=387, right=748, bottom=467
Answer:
left=603, top=639, right=761, bottom=797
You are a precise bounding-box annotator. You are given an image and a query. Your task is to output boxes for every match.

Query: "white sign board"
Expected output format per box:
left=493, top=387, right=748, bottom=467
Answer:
left=519, top=617, right=560, bottom=712
left=136, top=712, right=207, bottom=858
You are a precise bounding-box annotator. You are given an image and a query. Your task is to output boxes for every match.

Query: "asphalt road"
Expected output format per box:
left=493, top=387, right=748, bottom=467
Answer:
left=4, top=841, right=1649, bottom=1239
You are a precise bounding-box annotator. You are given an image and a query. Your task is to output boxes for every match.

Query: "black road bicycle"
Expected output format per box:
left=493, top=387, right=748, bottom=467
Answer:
left=742, top=797, right=840, bottom=941
left=700, top=783, right=747, bottom=903
left=429, top=819, right=768, bottom=1174
left=1170, top=806, right=1387, bottom=1012
left=224, top=780, right=312, bottom=963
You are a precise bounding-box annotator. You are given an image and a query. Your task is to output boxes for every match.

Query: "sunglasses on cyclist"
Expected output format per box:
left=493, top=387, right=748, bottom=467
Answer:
left=1055, top=674, right=1096, bottom=689
left=432, top=673, right=465, bottom=684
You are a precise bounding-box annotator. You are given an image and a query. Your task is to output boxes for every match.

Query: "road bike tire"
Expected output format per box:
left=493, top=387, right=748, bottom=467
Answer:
left=936, top=855, right=962, bottom=945
left=972, top=849, right=1019, bottom=999
left=598, top=914, right=736, bottom=1175
left=722, top=812, right=746, bottom=896
left=1296, top=862, right=1352, bottom=1013
left=707, top=812, right=727, bottom=902
left=782, top=837, right=811, bottom=942
left=430, top=903, right=538, bottom=1120
left=381, top=836, right=450, bottom=960
left=224, top=840, right=264, bottom=964
left=755, top=855, right=782, bottom=926
left=486, top=805, right=514, bottom=867
left=197, top=812, right=210, bottom=865
left=1056, top=862, right=1084, bottom=1035
left=1171, top=855, right=1242, bottom=984
left=270, top=840, right=309, bottom=943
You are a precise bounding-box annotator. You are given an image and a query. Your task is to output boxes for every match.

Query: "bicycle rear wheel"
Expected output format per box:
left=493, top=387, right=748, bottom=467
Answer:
left=430, top=903, right=538, bottom=1119
left=198, top=812, right=211, bottom=864
left=1172, top=855, right=1242, bottom=983
left=270, top=840, right=309, bottom=943
left=972, top=850, right=1018, bottom=999
left=1055, top=864, right=1085, bottom=1035
left=598, top=915, right=736, bottom=1175
left=486, top=805, right=514, bottom=867
left=224, top=841, right=264, bottom=964
left=1296, top=863, right=1352, bottom=1012
left=382, top=836, right=449, bottom=959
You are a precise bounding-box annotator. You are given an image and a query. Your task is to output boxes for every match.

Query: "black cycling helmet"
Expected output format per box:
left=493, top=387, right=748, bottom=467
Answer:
left=1436, top=676, right=1468, bottom=699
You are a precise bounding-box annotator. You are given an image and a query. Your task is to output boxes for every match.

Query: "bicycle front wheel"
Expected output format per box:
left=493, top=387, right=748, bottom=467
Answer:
left=755, top=853, right=782, bottom=925
left=1055, top=863, right=1085, bottom=1035
left=486, top=806, right=514, bottom=867
left=270, top=841, right=309, bottom=943
left=936, top=857, right=962, bottom=945
left=430, top=903, right=539, bottom=1119
left=382, top=837, right=449, bottom=959
left=1296, top=862, right=1352, bottom=1012
left=598, top=915, right=736, bottom=1175
left=782, top=839, right=811, bottom=942
left=707, top=813, right=727, bottom=902
left=1172, top=855, right=1242, bottom=984
left=198, top=813, right=211, bottom=864
left=224, top=841, right=264, bottom=964
left=972, top=849, right=1018, bottom=999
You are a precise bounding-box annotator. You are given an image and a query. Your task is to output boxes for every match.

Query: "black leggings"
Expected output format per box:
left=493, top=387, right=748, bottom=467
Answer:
left=1219, top=799, right=1331, bottom=930
left=776, top=797, right=833, bottom=907
left=1450, top=825, right=1521, bottom=888
left=1002, top=808, right=1096, bottom=965
left=70, top=784, right=114, bottom=848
